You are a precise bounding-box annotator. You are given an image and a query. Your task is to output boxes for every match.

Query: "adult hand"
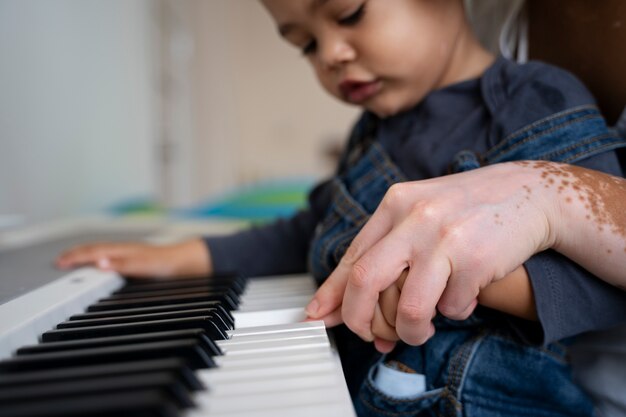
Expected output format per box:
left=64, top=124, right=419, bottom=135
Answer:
left=56, top=239, right=212, bottom=278
left=306, top=162, right=557, bottom=345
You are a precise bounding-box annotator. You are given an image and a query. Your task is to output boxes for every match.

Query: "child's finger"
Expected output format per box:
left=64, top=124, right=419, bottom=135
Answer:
left=379, top=283, right=400, bottom=327
left=56, top=245, right=111, bottom=268
left=100, top=255, right=155, bottom=278
left=96, top=257, right=112, bottom=270
left=395, top=256, right=450, bottom=346
left=372, top=303, right=399, bottom=342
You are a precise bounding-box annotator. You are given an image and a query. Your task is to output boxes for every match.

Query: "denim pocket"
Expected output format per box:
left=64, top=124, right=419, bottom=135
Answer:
left=354, top=358, right=449, bottom=417
left=372, top=360, right=427, bottom=398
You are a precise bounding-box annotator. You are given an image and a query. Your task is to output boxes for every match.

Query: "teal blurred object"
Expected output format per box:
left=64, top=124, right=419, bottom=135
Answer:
left=108, top=179, right=315, bottom=223
left=180, top=179, right=314, bottom=223
left=108, top=197, right=166, bottom=217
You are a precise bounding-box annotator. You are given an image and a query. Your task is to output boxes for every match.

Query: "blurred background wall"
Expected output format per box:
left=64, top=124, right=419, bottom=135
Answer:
left=0, top=0, right=159, bottom=226
left=0, top=0, right=359, bottom=227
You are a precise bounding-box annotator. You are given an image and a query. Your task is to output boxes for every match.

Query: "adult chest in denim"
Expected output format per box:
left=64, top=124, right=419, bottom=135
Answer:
left=308, top=141, right=406, bottom=283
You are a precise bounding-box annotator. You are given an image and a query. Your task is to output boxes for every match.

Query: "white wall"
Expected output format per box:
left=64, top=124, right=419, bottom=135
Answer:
left=0, top=0, right=158, bottom=225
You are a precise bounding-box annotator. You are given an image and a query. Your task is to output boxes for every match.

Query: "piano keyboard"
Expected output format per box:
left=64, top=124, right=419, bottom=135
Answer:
left=0, top=268, right=356, bottom=417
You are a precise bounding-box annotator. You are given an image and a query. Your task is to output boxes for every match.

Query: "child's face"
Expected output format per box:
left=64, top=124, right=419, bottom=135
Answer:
left=262, top=0, right=467, bottom=117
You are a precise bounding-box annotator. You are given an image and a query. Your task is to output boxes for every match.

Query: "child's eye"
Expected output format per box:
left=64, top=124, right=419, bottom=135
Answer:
left=302, top=40, right=318, bottom=56
left=338, top=3, right=365, bottom=26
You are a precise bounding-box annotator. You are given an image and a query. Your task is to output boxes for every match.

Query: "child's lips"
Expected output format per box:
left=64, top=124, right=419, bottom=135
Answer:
left=339, top=79, right=382, bottom=104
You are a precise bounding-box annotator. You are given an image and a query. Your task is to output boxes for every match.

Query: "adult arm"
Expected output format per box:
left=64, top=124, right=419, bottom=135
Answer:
left=306, top=161, right=626, bottom=345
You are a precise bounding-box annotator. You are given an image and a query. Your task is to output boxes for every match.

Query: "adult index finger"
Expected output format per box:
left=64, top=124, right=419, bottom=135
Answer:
left=306, top=202, right=396, bottom=318
left=341, top=227, right=416, bottom=341
left=305, top=266, right=349, bottom=319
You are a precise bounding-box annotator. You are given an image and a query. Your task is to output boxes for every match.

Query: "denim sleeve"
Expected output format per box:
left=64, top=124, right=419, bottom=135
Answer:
left=203, top=179, right=333, bottom=277
left=524, top=151, right=626, bottom=345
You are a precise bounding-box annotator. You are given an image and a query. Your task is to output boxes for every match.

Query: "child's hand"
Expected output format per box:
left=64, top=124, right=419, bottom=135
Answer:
left=370, top=270, right=407, bottom=354
left=371, top=266, right=538, bottom=353
left=55, top=239, right=212, bottom=279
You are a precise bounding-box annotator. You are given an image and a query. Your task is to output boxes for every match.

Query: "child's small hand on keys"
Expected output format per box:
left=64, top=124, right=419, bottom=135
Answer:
left=56, top=239, right=212, bottom=279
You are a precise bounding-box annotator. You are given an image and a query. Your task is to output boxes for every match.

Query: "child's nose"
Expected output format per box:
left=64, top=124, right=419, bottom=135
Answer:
left=319, top=38, right=356, bottom=70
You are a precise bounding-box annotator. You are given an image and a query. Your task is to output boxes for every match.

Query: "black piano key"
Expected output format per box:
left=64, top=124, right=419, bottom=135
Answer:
left=41, top=316, right=228, bottom=342
left=120, top=274, right=246, bottom=295
left=0, top=339, right=215, bottom=372
left=106, top=284, right=235, bottom=300
left=87, top=290, right=239, bottom=311
left=69, top=301, right=234, bottom=328
left=56, top=308, right=226, bottom=329
left=98, top=285, right=236, bottom=302
left=0, top=358, right=204, bottom=391
left=0, top=371, right=195, bottom=409
left=0, top=390, right=180, bottom=417
left=18, top=329, right=221, bottom=357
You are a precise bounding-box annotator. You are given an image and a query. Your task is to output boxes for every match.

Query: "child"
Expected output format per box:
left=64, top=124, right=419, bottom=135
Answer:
left=58, top=0, right=626, bottom=415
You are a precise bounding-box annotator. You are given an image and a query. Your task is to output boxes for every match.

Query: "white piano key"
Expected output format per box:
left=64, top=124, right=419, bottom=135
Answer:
left=226, top=320, right=325, bottom=337
left=193, top=402, right=356, bottom=417
left=220, top=334, right=327, bottom=351
left=214, top=345, right=332, bottom=367
left=237, top=295, right=314, bottom=311
left=220, top=328, right=326, bottom=345
left=242, top=274, right=317, bottom=289
left=201, top=372, right=341, bottom=397
left=232, top=307, right=307, bottom=328
left=196, top=385, right=349, bottom=413
left=200, top=359, right=338, bottom=383
left=217, top=334, right=330, bottom=355
left=241, top=283, right=315, bottom=296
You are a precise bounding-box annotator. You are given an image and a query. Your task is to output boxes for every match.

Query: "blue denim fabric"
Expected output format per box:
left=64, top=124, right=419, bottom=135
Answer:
left=307, top=103, right=626, bottom=416
left=309, top=141, right=406, bottom=283
left=355, top=314, right=594, bottom=417
left=450, top=105, right=626, bottom=172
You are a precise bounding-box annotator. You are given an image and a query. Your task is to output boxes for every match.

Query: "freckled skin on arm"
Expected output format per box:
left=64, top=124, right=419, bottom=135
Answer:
left=479, top=161, right=626, bottom=318
left=514, top=161, right=626, bottom=289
